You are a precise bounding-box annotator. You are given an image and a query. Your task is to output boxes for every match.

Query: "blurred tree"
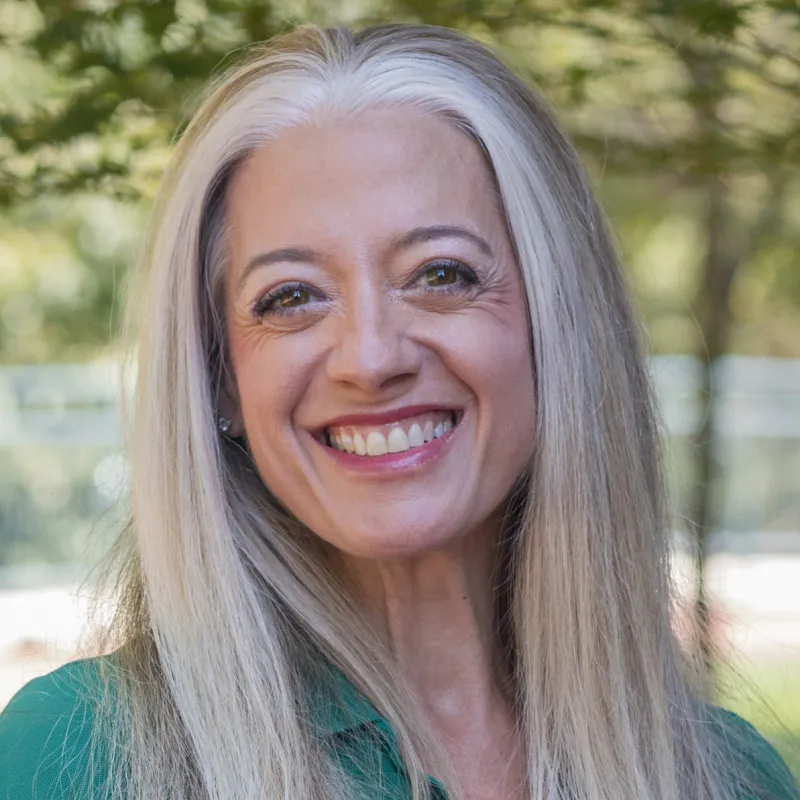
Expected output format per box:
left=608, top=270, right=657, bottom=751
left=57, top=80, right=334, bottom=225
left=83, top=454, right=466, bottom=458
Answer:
left=0, top=0, right=288, bottom=203
left=1, top=0, right=800, bottom=666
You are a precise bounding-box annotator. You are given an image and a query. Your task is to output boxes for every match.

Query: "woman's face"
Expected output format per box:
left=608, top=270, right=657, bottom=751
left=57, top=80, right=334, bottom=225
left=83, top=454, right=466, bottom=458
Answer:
left=225, top=109, right=535, bottom=558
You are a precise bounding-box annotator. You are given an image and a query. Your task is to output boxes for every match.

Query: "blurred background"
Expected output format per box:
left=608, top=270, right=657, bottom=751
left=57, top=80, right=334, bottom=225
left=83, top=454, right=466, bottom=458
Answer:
left=0, top=0, right=799, bottom=777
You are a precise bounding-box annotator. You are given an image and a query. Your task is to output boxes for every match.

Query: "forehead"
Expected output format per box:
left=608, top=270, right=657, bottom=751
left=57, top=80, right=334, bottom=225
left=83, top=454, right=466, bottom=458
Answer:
left=226, top=109, right=503, bottom=257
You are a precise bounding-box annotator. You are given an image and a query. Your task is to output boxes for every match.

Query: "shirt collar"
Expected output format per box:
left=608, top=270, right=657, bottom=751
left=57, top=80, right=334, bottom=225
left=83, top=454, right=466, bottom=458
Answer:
left=306, top=664, right=451, bottom=799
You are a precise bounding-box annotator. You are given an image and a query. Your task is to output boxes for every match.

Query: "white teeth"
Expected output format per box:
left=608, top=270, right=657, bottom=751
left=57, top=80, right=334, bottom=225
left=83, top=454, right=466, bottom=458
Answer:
left=387, top=427, right=410, bottom=453
left=340, top=431, right=354, bottom=453
left=326, top=412, right=457, bottom=457
left=431, top=418, right=453, bottom=440
left=353, top=431, right=367, bottom=456
left=366, top=430, right=389, bottom=456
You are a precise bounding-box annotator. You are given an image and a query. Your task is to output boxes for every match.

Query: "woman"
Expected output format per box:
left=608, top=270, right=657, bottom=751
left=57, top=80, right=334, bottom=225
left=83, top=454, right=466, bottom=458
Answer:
left=0, top=23, right=796, bottom=800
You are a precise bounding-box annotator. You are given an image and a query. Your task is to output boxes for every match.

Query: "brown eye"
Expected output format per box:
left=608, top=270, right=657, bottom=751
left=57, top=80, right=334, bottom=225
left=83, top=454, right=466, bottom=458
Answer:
left=426, top=263, right=459, bottom=286
left=279, top=286, right=311, bottom=307
left=404, top=259, right=480, bottom=298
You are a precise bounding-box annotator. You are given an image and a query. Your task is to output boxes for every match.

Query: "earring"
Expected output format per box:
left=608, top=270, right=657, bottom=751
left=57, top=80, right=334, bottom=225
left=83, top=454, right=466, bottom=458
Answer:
left=217, top=415, right=232, bottom=434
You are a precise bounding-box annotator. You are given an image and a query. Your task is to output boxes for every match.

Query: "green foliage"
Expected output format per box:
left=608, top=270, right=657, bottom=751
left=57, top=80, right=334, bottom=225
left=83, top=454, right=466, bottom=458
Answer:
left=0, top=0, right=290, bottom=202
left=2, top=0, right=798, bottom=200
left=0, top=196, right=143, bottom=362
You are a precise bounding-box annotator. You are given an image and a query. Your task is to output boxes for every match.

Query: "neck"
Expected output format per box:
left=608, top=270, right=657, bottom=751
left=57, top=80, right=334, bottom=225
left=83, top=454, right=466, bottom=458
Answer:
left=341, top=522, right=513, bottom=736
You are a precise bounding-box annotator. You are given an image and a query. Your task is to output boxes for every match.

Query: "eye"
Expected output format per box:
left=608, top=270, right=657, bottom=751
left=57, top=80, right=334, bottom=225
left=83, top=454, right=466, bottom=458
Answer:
left=415, top=259, right=479, bottom=292
left=251, top=282, right=325, bottom=319
left=426, top=263, right=459, bottom=286
left=276, top=285, right=311, bottom=308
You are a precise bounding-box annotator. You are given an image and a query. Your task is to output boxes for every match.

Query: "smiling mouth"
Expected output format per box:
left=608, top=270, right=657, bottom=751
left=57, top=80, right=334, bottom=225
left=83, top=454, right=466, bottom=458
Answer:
left=321, top=410, right=460, bottom=457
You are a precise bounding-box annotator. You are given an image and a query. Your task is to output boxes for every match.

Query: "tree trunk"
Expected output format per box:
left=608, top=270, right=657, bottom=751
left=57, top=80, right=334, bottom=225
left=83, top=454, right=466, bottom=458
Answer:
left=689, top=177, right=735, bottom=674
left=688, top=171, right=785, bottom=672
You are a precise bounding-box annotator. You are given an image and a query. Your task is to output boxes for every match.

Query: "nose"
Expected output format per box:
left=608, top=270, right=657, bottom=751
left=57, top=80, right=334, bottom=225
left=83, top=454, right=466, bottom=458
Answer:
left=325, top=292, right=421, bottom=395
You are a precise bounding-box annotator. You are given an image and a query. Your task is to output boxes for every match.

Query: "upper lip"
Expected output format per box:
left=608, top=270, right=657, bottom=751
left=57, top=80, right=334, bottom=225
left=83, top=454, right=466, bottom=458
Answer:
left=313, top=404, right=462, bottom=431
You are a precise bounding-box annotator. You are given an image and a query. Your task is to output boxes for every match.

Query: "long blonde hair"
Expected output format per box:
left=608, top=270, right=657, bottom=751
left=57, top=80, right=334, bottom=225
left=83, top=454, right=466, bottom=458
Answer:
left=90, top=23, right=758, bottom=800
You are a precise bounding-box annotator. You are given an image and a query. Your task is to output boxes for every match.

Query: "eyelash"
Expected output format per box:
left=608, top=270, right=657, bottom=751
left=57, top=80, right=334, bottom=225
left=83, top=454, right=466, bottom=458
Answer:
left=250, top=259, right=480, bottom=321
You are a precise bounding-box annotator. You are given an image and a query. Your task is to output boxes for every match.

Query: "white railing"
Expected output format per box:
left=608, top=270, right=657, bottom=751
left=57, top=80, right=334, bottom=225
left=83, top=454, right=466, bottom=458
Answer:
left=2, top=356, right=800, bottom=445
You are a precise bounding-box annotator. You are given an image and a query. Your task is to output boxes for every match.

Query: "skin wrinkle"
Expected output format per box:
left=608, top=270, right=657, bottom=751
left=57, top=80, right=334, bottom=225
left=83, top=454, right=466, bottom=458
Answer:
left=225, top=109, right=535, bottom=799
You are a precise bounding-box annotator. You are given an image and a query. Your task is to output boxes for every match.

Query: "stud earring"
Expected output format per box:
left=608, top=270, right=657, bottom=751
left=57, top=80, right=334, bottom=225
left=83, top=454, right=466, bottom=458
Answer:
left=217, top=415, right=232, bottom=434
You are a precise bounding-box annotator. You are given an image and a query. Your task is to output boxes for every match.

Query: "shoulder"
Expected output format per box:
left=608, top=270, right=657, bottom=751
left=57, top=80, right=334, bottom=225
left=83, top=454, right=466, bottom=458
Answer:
left=707, top=706, right=799, bottom=800
left=0, top=656, right=114, bottom=800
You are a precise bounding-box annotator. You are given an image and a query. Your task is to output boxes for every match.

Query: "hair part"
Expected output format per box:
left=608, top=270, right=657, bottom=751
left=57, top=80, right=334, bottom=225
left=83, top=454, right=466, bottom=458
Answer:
left=92, top=23, right=756, bottom=800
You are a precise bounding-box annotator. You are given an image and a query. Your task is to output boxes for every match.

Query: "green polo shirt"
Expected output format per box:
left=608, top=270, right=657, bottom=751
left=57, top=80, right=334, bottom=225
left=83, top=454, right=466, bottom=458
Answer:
left=0, top=656, right=796, bottom=799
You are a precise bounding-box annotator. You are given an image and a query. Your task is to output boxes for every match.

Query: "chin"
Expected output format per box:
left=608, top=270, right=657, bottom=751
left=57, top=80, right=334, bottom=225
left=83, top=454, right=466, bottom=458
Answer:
left=329, top=521, right=463, bottom=561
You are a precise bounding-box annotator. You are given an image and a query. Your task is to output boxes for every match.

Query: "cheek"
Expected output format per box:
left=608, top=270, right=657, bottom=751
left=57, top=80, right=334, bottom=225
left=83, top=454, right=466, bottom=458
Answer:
left=480, top=343, right=536, bottom=507
left=476, top=338, right=536, bottom=447
left=234, top=357, right=316, bottom=513
left=229, top=328, right=314, bottom=465
left=444, top=303, right=534, bottom=404
left=441, top=309, right=536, bottom=463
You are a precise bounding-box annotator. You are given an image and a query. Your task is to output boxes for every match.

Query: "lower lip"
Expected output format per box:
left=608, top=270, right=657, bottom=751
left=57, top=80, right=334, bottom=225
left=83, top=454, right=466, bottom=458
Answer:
left=314, top=424, right=459, bottom=474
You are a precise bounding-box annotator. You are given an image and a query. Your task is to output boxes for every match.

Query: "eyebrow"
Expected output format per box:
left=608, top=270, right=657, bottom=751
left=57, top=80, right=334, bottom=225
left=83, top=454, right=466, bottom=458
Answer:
left=237, top=225, right=493, bottom=290
left=238, top=246, right=320, bottom=291
left=387, top=225, right=494, bottom=258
